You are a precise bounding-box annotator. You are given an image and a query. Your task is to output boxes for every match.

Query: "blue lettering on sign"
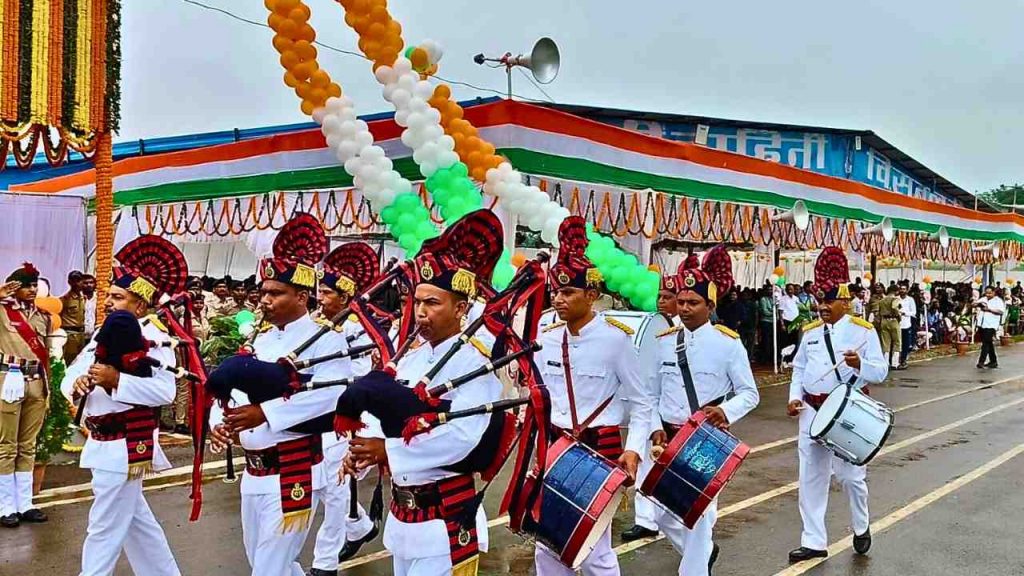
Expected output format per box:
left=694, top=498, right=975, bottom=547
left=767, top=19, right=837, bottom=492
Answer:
left=601, top=117, right=959, bottom=206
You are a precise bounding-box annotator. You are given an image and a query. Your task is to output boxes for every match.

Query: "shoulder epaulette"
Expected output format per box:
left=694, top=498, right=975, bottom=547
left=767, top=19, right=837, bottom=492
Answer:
left=145, top=314, right=168, bottom=333
left=850, top=316, right=875, bottom=330
left=605, top=316, right=635, bottom=336
left=314, top=316, right=344, bottom=332
left=657, top=325, right=683, bottom=338
left=802, top=319, right=824, bottom=332
left=347, top=314, right=359, bottom=324
left=542, top=321, right=566, bottom=333
left=257, top=321, right=273, bottom=334
left=468, top=337, right=491, bottom=358
left=714, top=324, right=740, bottom=339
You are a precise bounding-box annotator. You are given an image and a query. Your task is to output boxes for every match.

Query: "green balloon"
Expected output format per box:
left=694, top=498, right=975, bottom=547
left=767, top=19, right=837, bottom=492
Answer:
left=234, top=309, right=256, bottom=325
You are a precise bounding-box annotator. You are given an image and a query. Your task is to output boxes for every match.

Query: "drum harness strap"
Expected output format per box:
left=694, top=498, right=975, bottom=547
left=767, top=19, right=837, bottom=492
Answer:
left=561, top=331, right=616, bottom=437
left=823, top=326, right=859, bottom=389
left=675, top=330, right=702, bottom=417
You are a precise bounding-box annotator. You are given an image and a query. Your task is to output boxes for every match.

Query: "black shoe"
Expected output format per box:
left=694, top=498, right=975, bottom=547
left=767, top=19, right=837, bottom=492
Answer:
left=896, top=363, right=908, bottom=371
left=173, top=424, right=191, bottom=435
left=977, top=363, right=986, bottom=369
left=338, top=524, right=378, bottom=563
left=19, top=509, right=47, bottom=523
left=621, top=524, right=659, bottom=542
left=853, top=529, right=871, bottom=554
left=307, top=569, right=336, bottom=576
left=709, top=542, right=720, bottom=573
left=788, top=547, right=827, bottom=563
left=986, top=363, right=999, bottom=369
left=0, top=513, right=19, bottom=528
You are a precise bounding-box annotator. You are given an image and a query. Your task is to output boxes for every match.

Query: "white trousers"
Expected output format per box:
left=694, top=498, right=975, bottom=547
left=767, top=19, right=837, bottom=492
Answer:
left=797, top=408, right=870, bottom=550
left=241, top=489, right=321, bottom=576
left=311, top=446, right=371, bottom=570
left=80, top=470, right=180, bottom=576
left=633, top=453, right=659, bottom=531
left=393, top=554, right=453, bottom=575
left=656, top=501, right=717, bottom=576
left=534, top=525, right=620, bottom=576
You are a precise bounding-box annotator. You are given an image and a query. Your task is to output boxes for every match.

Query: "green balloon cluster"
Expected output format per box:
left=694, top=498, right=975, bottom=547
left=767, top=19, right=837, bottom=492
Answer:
left=234, top=309, right=257, bottom=336
left=380, top=192, right=438, bottom=254
left=491, top=249, right=514, bottom=290
left=584, top=228, right=658, bottom=311
left=425, top=162, right=484, bottom=223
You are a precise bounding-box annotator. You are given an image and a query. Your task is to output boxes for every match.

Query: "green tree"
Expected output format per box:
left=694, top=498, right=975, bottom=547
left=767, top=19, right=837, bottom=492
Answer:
left=978, top=184, right=1024, bottom=210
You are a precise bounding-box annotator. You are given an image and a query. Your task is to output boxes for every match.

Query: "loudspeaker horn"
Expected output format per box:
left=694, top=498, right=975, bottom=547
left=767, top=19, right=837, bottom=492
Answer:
left=771, top=200, right=810, bottom=231
left=921, top=226, right=950, bottom=248
left=858, top=217, right=894, bottom=242
left=973, top=242, right=1000, bottom=259
left=513, top=37, right=560, bottom=84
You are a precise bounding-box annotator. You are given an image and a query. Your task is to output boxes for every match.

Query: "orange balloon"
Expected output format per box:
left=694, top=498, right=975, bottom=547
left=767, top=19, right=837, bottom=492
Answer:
left=293, top=40, right=316, bottom=60
left=296, top=24, right=316, bottom=43
left=974, top=275, right=983, bottom=283
left=300, top=99, right=315, bottom=116
left=863, top=272, right=873, bottom=281
left=287, top=7, right=309, bottom=25
left=274, top=0, right=299, bottom=15
left=272, top=34, right=293, bottom=53
left=410, top=47, right=429, bottom=70
left=283, top=71, right=299, bottom=88
left=295, top=82, right=313, bottom=99
left=267, top=13, right=285, bottom=30
left=49, top=314, right=61, bottom=333
left=510, top=252, right=527, bottom=267
left=773, top=266, right=785, bottom=276
left=326, top=83, right=342, bottom=98
left=276, top=18, right=298, bottom=38
left=922, top=275, right=932, bottom=283
left=35, top=296, right=62, bottom=316
left=310, top=69, right=331, bottom=88
left=433, top=84, right=452, bottom=100
left=280, top=50, right=300, bottom=70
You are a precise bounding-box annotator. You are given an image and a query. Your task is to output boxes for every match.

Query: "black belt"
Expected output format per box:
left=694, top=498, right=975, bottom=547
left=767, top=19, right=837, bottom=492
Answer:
left=391, top=481, right=443, bottom=511
left=64, top=326, right=85, bottom=333
left=0, top=357, right=41, bottom=377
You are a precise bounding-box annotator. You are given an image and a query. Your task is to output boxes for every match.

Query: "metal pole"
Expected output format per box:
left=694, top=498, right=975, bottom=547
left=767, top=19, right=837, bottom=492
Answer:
left=506, top=65, right=513, bottom=100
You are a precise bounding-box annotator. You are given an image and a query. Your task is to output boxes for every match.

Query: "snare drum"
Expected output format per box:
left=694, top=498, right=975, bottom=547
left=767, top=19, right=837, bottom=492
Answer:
left=640, top=411, right=749, bottom=528
left=518, top=434, right=629, bottom=569
left=809, top=384, right=893, bottom=466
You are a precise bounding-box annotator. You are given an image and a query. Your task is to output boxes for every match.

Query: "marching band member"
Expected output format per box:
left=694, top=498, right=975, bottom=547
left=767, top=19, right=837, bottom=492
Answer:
left=308, top=242, right=379, bottom=575
left=786, top=247, right=888, bottom=563
left=650, top=247, right=759, bottom=576
left=207, top=215, right=351, bottom=576
left=624, top=268, right=682, bottom=542
left=344, top=211, right=505, bottom=576
left=534, top=217, right=655, bottom=576
left=60, top=236, right=186, bottom=576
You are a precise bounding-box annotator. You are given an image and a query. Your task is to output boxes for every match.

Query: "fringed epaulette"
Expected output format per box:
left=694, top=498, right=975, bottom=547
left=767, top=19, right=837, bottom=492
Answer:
left=542, top=321, right=566, bottom=333
left=145, top=314, right=168, bottom=333
left=347, top=314, right=360, bottom=324
left=605, top=316, right=635, bottom=336
left=314, top=316, right=344, bottom=332
left=802, top=319, right=824, bottom=332
left=468, top=337, right=491, bottom=359
left=714, top=324, right=740, bottom=339
left=850, top=316, right=875, bottom=330
left=657, top=325, right=683, bottom=338
left=257, top=321, right=273, bottom=334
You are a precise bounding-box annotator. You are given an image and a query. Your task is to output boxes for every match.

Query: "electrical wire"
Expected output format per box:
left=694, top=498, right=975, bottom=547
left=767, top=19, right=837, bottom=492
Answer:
left=180, top=0, right=549, bottom=103
left=517, top=67, right=555, bottom=102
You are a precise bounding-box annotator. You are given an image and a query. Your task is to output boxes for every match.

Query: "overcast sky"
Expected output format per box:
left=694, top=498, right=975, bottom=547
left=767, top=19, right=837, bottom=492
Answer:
left=120, top=0, right=1024, bottom=194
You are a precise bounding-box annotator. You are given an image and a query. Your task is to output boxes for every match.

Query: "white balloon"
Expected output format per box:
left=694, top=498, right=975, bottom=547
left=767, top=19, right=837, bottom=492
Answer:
left=321, top=115, right=342, bottom=136
left=391, top=89, right=412, bottom=110
left=423, top=124, right=444, bottom=142
left=338, top=121, right=356, bottom=138
left=311, top=108, right=328, bottom=124
left=374, top=65, right=396, bottom=85
left=498, top=162, right=515, bottom=176
left=541, top=227, right=558, bottom=245
left=413, top=80, right=434, bottom=100
left=361, top=146, right=384, bottom=162
left=554, top=206, right=571, bottom=221
left=325, top=97, right=346, bottom=115
left=408, top=97, right=430, bottom=114
left=337, top=141, right=359, bottom=162
left=325, top=134, right=342, bottom=150
left=439, top=135, right=456, bottom=151
left=377, top=156, right=394, bottom=173
left=355, top=130, right=373, bottom=149
left=406, top=112, right=427, bottom=131
left=397, top=74, right=417, bottom=93
left=393, top=176, right=413, bottom=195
left=401, top=129, right=423, bottom=150
left=395, top=109, right=410, bottom=127
left=437, top=150, right=459, bottom=168
left=425, top=107, right=441, bottom=124
left=354, top=120, right=369, bottom=133
left=393, top=57, right=413, bottom=76
left=421, top=161, right=438, bottom=178
left=421, top=39, right=443, bottom=64
left=382, top=83, right=397, bottom=102
left=377, top=187, right=397, bottom=207
left=338, top=107, right=356, bottom=122
left=485, top=167, right=501, bottom=184
left=344, top=156, right=362, bottom=176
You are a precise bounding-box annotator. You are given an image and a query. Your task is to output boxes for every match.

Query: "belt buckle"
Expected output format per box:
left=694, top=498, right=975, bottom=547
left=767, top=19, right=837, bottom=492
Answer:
left=245, top=453, right=265, bottom=471
left=393, top=487, right=418, bottom=510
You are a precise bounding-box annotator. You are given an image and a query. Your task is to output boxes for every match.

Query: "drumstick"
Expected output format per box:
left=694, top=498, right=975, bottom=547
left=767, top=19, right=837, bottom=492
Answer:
left=803, top=339, right=869, bottom=390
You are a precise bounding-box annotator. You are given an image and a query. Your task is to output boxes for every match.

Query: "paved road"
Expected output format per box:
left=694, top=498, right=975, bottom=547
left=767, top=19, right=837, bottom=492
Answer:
left=5, top=346, right=1024, bottom=575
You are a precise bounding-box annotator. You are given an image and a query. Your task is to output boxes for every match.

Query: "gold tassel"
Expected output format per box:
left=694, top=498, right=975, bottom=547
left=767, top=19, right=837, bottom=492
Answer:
left=451, top=555, right=479, bottom=576
left=618, top=491, right=631, bottom=513
left=291, top=264, right=317, bottom=288
left=280, top=509, right=312, bottom=534
left=127, top=462, right=153, bottom=480
left=451, top=269, right=477, bottom=298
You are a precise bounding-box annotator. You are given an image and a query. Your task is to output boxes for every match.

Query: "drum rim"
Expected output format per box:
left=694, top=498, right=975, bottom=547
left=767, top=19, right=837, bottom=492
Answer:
left=640, top=411, right=707, bottom=494
left=809, top=383, right=853, bottom=440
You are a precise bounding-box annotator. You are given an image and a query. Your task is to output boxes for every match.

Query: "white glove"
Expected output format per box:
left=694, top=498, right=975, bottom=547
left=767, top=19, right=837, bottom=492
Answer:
left=1, top=367, right=26, bottom=403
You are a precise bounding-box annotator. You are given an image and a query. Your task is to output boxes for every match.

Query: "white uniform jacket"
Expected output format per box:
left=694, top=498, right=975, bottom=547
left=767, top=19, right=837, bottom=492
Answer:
left=789, top=315, right=888, bottom=402
left=536, top=313, right=656, bottom=457
left=382, top=332, right=501, bottom=559
left=210, top=314, right=351, bottom=495
left=652, top=322, right=759, bottom=428
left=60, top=316, right=177, bottom=474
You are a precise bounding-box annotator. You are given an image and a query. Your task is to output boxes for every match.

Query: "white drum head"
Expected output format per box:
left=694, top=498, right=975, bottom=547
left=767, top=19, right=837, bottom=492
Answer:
left=808, top=385, right=849, bottom=438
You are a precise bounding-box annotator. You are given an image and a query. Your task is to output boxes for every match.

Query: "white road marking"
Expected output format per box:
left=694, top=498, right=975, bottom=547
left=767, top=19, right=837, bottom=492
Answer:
left=772, top=442, right=1024, bottom=575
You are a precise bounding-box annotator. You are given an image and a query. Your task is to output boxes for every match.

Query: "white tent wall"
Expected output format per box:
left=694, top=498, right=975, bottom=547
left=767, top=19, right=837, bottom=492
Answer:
left=0, top=192, right=87, bottom=295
